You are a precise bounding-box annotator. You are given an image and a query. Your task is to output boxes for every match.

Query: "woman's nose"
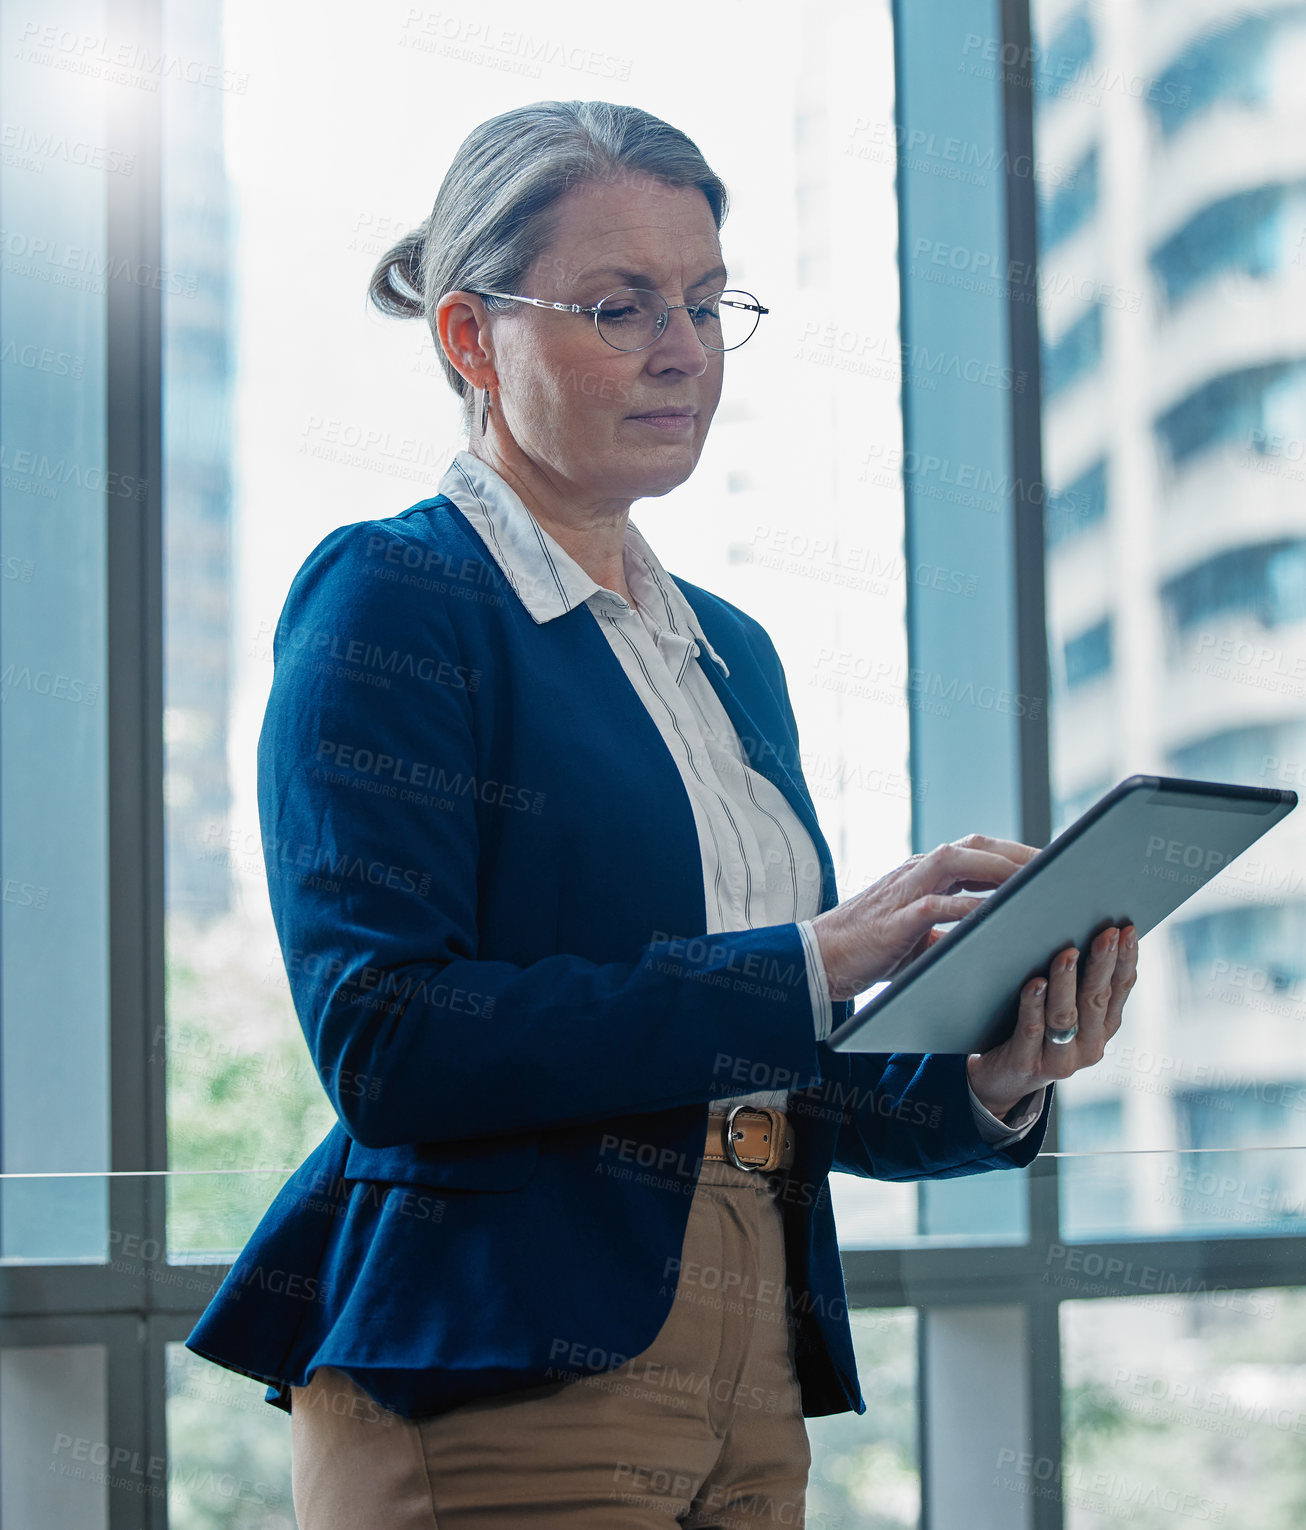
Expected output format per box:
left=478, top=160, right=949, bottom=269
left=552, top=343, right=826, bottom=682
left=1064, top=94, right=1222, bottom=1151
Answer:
left=648, top=304, right=710, bottom=373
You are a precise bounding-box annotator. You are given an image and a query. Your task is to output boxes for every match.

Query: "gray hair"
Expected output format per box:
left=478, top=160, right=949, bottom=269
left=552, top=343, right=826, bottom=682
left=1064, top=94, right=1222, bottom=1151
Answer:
left=367, top=100, right=729, bottom=429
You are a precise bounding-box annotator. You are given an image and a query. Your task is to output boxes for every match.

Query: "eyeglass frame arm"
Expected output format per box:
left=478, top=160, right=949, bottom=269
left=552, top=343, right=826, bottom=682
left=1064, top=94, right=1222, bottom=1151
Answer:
left=470, top=289, right=769, bottom=321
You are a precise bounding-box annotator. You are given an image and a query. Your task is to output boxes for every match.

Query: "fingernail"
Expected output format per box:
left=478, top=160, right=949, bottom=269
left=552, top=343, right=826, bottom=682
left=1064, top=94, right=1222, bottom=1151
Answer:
left=1033, top=978, right=1047, bottom=996
left=1067, top=950, right=1079, bottom=970
left=1123, top=928, right=1137, bottom=950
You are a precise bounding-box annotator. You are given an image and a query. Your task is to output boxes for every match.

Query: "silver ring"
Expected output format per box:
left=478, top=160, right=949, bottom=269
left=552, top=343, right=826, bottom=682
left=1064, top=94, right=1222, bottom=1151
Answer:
left=1045, top=1023, right=1078, bottom=1046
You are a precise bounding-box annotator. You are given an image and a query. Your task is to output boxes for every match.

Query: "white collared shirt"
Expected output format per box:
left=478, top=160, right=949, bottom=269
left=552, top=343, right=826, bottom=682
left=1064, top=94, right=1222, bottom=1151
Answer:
left=436, top=450, right=1042, bottom=1143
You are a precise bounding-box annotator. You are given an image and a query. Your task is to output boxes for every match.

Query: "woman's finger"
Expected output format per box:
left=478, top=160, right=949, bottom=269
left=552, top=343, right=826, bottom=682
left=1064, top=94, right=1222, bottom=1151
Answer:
left=905, top=842, right=1037, bottom=901
left=1042, top=944, right=1081, bottom=1075
left=943, top=835, right=1042, bottom=863
left=1074, top=927, right=1120, bottom=1055
left=1011, top=971, right=1051, bottom=1071
left=1103, top=924, right=1138, bottom=1041
left=884, top=893, right=987, bottom=975
left=902, top=891, right=987, bottom=939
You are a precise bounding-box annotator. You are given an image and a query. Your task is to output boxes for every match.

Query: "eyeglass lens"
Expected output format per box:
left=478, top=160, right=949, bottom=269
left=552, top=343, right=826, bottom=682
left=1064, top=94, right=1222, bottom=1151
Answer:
left=593, top=289, right=762, bottom=352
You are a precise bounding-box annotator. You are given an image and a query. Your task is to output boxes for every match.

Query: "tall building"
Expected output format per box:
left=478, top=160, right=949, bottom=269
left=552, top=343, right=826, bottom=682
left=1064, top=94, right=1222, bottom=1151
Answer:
left=1033, top=0, right=1306, bottom=1231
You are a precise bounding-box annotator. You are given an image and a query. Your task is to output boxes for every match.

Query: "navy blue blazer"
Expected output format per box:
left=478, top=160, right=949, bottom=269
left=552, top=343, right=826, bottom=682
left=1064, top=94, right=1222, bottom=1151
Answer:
left=185, top=491, right=1052, bottom=1420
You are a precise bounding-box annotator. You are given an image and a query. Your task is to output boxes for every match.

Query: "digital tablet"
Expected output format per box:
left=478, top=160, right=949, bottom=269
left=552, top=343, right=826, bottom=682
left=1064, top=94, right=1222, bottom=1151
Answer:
left=827, top=774, right=1298, bottom=1055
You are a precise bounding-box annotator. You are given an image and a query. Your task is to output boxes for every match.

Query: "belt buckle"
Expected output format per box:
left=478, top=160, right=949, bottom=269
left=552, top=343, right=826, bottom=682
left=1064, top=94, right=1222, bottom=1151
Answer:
left=724, top=1104, right=781, bottom=1173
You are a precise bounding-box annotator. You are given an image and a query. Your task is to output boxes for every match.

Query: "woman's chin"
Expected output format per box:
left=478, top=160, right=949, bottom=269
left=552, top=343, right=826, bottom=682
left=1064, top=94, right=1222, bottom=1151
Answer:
left=611, top=443, right=703, bottom=500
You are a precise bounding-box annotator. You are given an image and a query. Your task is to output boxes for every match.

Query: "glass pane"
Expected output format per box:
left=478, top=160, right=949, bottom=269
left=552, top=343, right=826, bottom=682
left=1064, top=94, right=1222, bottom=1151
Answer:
left=807, top=1308, right=920, bottom=1528
left=156, top=0, right=943, bottom=1248
left=1030, top=0, right=1306, bottom=1239
left=166, top=1342, right=294, bottom=1529
left=160, top=0, right=336, bottom=1226
left=1, top=1170, right=261, bottom=1301
left=831, top=1173, right=921, bottom=1249
left=167, top=1164, right=294, bottom=1265
left=1058, top=1143, right=1306, bottom=1243
left=0, top=0, right=109, bottom=1260
left=1061, top=1287, right=1306, bottom=1528
left=0, top=1344, right=108, bottom=1529
left=833, top=1166, right=1028, bottom=1250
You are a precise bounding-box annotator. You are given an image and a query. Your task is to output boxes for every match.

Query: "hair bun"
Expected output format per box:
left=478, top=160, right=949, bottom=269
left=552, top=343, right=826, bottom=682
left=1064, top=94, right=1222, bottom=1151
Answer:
left=368, top=228, right=426, bottom=319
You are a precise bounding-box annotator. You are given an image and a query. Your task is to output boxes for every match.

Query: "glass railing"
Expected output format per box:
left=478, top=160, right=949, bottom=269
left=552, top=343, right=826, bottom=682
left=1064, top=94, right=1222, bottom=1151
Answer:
left=832, top=1142, right=1306, bottom=1251
left=5, top=1144, right=1305, bottom=1270
left=3, top=1150, right=1304, bottom=1528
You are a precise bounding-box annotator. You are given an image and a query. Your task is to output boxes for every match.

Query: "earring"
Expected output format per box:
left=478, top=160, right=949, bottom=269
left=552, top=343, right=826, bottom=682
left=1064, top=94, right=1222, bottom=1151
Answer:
left=480, top=387, right=490, bottom=433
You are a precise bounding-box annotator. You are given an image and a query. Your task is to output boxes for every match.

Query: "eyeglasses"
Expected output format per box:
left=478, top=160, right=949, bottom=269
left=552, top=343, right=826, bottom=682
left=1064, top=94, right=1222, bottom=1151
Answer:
left=469, top=286, right=769, bottom=353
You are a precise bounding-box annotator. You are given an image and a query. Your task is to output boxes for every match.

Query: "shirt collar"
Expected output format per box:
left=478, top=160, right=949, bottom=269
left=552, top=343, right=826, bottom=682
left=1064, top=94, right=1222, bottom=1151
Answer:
left=436, top=450, right=729, bottom=678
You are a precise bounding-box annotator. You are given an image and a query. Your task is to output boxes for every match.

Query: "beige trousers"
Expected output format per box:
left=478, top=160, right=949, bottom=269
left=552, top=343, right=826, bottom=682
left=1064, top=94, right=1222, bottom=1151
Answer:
left=289, top=1154, right=812, bottom=1527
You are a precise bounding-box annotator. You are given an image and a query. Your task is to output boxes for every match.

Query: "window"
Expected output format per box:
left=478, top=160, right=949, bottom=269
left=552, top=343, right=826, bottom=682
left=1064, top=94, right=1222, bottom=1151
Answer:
left=1041, top=303, right=1102, bottom=399
left=1062, top=616, right=1112, bottom=689
left=1038, top=144, right=1098, bottom=251
left=1151, top=181, right=1306, bottom=311
left=1062, top=1291, right=1306, bottom=1517
left=1149, top=9, right=1291, bottom=138
left=1058, top=1097, right=1130, bottom=1239
left=1160, top=539, right=1306, bottom=638
left=1169, top=719, right=1306, bottom=789
left=1034, top=6, right=1306, bottom=1475
left=1155, top=361, right=1306, bottom=470
left=1034, top=7, right=1094, bottom=102
left=0, top=0, right=112, bottom=1266
left=1045, top=458, right=1107, bottom=549
left=1172, top=903, right=1306, bottom=999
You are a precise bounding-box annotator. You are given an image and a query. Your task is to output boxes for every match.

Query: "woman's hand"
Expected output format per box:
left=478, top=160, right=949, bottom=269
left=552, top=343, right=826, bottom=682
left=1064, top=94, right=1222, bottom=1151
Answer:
left=810, top=833, right=1043, bottom=1001
left=965, top=924, right=1139, bottom=1120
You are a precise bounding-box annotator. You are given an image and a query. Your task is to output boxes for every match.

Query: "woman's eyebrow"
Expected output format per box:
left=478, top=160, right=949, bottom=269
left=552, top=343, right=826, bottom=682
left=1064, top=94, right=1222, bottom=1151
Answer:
left=579, top=263, right=728, bottom=291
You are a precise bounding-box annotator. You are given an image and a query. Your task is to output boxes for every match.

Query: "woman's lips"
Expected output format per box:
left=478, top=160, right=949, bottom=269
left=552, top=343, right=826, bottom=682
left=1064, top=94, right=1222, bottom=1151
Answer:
left=627, top=412, right=695, bottom=432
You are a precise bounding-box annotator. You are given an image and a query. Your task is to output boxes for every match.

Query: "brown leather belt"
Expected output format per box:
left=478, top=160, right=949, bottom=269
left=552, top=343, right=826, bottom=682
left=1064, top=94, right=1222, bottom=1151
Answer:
left=704, top=1105, right=795, bottom=1173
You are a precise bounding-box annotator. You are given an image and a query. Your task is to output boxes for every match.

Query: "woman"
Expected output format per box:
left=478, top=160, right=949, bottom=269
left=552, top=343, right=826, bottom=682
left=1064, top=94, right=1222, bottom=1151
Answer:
left=186, top=100, right=1137, bottom=1527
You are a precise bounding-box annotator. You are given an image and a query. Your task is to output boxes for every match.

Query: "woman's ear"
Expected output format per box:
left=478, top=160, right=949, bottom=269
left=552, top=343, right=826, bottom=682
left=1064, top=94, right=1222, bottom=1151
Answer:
left=435, top=291, right=496, bottom=394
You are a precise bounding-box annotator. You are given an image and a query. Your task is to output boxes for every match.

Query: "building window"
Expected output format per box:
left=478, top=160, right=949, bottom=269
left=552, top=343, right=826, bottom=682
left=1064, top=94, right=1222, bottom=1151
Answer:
left=1041, top=304, right=1102, bottom=399
left=1038, top=144, right=1098, bottom=251
left=1062, top=616, right=1112, bottom=689
left=1151, top=181, right=1306, bottom=310
left=1033, top=7, right=1094, bottom=102
left=1160, top=538, right=1306, bottom=637
left=1171, top=902, right=1306, bottom=999
left=1150, top=10, right=1284, bottom=138
left=1169, top=720, right=1306, bottom=789
left=1154, top=360, right=1306, bottom=469
left=1045, top=459, right=1107, bottom=549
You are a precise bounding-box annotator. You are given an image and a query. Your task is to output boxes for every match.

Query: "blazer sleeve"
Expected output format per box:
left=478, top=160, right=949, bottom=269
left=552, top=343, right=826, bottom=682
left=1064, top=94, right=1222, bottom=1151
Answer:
left=830, top=1052, right=1053, bottom=1179
left=258, top=520, right=826, bottom=1149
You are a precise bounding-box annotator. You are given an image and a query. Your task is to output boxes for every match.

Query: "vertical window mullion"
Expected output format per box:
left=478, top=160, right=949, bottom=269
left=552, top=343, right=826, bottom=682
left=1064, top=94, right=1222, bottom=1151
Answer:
left=894, top=0, right=1057, bottom=1523
left=999, top=2, right=1062, bottom=1524
left=105, top=0, right=167, bottom=1522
